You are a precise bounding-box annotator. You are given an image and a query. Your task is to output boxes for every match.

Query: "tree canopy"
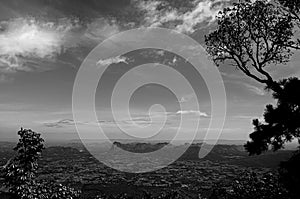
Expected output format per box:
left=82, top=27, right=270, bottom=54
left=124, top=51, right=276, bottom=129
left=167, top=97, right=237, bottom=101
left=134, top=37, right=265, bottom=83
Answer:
left=3, top=128, right=45, bottom=196
left=245, top=78, right=300, bottom=155
left=205, top=0, right=298, bottom=92
left=205, top=0, right=300, bottom=154
left=278, top=0, right=300, bottom=23
left=2, top=128, right=81, bottom=199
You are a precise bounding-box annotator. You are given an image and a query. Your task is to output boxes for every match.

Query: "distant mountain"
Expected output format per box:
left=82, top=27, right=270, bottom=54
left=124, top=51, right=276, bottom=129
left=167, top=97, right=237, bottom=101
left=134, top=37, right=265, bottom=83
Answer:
left=179, top=144, right=246, bottom=161
left=179, top=144, right=293, bottom=168
left=111, top=142, right=169, bottom=153
left=68, top=139, right=248, bottom=146
left=0, top=142, right=295, bottom=169
left=107, top=142, right=293, bottom=168
left=204, top=139, right=247, bottom=145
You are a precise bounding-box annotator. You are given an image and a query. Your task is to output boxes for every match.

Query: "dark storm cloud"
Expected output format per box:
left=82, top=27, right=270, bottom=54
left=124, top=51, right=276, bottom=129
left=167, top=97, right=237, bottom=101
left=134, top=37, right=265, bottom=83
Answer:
left=0, top=0, right=133, bottom=21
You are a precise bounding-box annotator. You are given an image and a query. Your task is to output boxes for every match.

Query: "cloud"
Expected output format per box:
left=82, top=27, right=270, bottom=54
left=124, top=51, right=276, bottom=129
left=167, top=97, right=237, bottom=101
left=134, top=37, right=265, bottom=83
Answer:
left=44, top=119, right=76, bottom=128
left=178, top=93, right=195, bottom=103
left=176, top=110, right=208, bottom=117
left=136, top=0, right=230, bottom=33
left=231, top=115, right=256, bottom=120
left=121, top=117, right=152, bottom=126
left=0, top=17, right=123, bottom=73
left=44, top=117, right=155, bottom=128
left=171, top=56, right=178, bottom=65
left=45, top=118, right=114, bottom=128
left=222, top=71, right=266, bottom=96
left=0, top=1, right=231, bottom=73
left=0, top=74, right=13, bottom=83
left=243, top=83, right=265, bottom=96
left=44, top=118, right=98, bottom=128
left=97, top=55, right=129, bottom=67
left=0, top=18, right=79, bottom=72
left=221, top=71, right=244, bottom=80
left=84, top=18, right=120, bottom=42
left=139, top=49, right=166, bottom=59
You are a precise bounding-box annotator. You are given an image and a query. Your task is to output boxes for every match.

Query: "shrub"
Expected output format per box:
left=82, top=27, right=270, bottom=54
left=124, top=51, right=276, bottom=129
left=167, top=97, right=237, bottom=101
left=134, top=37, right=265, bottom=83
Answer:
left=2, top=128, right=81, bottom=199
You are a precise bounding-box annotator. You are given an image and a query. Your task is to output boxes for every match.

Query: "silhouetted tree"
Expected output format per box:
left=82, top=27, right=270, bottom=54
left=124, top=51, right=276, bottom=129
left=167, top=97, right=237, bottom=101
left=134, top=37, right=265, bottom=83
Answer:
left=3, top=128, right=44, bottom=197
left=205, top=0, right=300, bottom=156
left=245, top=78, right=300, bottom=154
left=278, top=0, right=300, bottom=24
left=2, top=128, right=81, bottom=199
left=206, top=1, right=300, bottom=197
left=205, top=0, right=297, bottom=92
left=243, top=77, right=300, bottom=197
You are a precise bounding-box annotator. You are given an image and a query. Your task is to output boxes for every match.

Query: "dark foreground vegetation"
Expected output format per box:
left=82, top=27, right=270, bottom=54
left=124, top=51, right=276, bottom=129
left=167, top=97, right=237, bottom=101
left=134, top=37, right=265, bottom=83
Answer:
left=0, top=128, right=298, bottom=199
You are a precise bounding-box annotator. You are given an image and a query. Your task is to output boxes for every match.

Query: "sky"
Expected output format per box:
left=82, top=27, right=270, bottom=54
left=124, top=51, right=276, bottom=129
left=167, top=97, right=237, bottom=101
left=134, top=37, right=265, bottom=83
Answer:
left=0, top=0, right=299, bottom=142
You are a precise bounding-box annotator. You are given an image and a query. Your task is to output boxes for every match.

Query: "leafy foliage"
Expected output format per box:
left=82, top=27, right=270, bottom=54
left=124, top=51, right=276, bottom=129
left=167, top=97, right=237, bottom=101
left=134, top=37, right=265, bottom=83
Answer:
left=2, top=128, right=81, bottom=199
left=205, top=0, right=296, bottom=91
left=3, top=128, right=45, bottom=196
left=205, top=0, right=300, bottom=155
left=278, top=0, right=300, bottom=23
left=245, top=78, right=300, bottom=155
left=35, top=181, right=81, bottom=199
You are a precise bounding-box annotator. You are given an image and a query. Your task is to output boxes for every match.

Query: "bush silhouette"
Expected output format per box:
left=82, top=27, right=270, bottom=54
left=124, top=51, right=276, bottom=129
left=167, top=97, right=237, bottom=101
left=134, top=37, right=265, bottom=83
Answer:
left=245, top=78, right=300, bottom=155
